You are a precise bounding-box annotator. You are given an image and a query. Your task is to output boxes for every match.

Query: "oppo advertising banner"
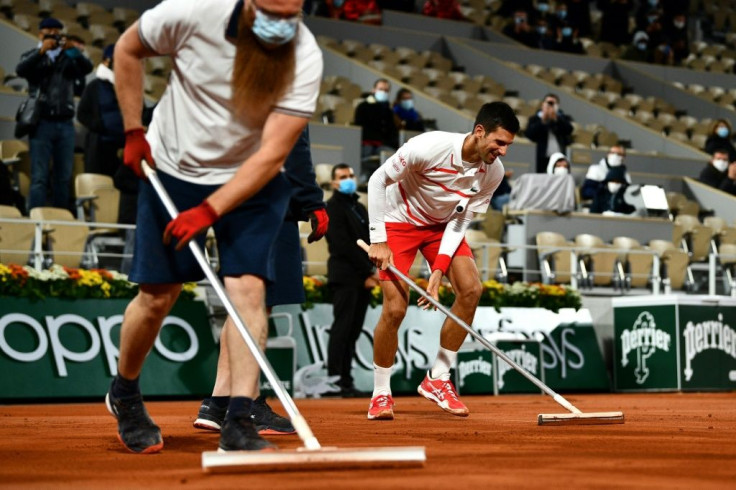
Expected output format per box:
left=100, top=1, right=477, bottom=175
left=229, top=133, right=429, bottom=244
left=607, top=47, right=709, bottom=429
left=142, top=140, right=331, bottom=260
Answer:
left=0, top=298, right=217, bottom=399
left=613, top=296, right=736, bottom=392
left=275, top=304, right=610, bottom=396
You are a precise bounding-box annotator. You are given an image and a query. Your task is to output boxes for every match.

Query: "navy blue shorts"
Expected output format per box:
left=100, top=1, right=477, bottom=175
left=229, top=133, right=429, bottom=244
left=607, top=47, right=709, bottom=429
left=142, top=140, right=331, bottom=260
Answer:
left=129, top=171, right=290, bottom=284
left=265, top=219, right=305, bottom=307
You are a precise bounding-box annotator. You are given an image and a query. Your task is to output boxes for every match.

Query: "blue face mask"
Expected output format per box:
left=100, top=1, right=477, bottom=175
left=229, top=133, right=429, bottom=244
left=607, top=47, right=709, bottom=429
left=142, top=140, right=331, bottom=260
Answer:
left=717, top=126, right=730, bottom=138
left=561, top=27, right=573, bottom=37
left=338, top=178, right=357, bottom=195
left=637, top=42, right=648, bottom=51
left=374, top=90, right=389, bottom=103
left=648, top=0, right=657, bottom=5
left=537, top=3, right=550, bottom=12
left=557, top=10, right=567, bottom=19
left=400, top=99, right=414, bottom=110
left=252, top=8, right=299, bottom=46
left=537, top=25, right=547, bottom=35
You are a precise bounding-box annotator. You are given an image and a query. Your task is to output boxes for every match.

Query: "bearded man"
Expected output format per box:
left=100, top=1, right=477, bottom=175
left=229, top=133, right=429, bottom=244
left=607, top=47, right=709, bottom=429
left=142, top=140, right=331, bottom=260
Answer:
left=105, top=0, right=322, bottom=454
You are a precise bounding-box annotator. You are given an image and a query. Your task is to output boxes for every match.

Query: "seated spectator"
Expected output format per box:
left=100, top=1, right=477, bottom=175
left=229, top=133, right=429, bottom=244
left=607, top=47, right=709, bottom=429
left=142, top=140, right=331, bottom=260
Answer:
left=598, top=0, right=634, bottom=47
left=699, top=149, right=730, bottom=189
left=705, top=119, right=736, bottom=162
left=546, top=152, right=571, bottom=175
left=392, top=88, right=425, bottom=132
left=621, top=31, right=652, bottom=62
left=590, top=167, right=636, bottom=215
left=550, top=22, right=585, bottom=54
left=550, top=2, right=569, bottom=32
left=490, top=170, right=513, bottom=211
left=638, top=8, right=665, bottom=49
left=581, top=144, right=631, bottom=200
left=422, top=0, right=468, bottom=21
left=502, top=10, right=539, bottom=48
left=342, top=0, right=382, bottom=24
left=354, top=78, right=398, bottom=180
left=664, top=11, right=689, bottom=65
left=533, top=17, right=556, bottom=49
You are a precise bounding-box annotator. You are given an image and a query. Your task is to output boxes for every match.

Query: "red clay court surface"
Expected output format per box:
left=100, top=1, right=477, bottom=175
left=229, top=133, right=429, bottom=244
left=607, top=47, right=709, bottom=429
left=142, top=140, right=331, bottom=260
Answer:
left=1, top=393, right=735, bottom=489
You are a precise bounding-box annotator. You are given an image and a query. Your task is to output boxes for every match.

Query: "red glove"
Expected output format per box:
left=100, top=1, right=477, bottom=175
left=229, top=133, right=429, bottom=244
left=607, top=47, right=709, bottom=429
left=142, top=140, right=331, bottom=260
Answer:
left=307, top=208, right=329, bottom=243
left=123, top=128, right=155, bottom=179
left=163, top=200, right=220, bottom=251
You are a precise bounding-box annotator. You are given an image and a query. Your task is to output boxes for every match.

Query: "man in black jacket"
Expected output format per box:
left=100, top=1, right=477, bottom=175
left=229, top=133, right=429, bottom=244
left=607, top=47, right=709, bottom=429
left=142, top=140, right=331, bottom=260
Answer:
left=699, top=148, right=730, bottom=190
left=525, top=93, right=574, bottom=173
left=326, top=163, right=378, bottom=397
left=354, top=79, right=399, bottom=182
left=16, top=17, right=93, bottom=211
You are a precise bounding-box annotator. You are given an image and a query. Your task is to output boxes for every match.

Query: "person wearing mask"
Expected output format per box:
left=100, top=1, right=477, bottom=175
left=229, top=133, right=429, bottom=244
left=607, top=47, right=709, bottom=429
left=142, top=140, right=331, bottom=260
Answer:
left=580, top=144, right=632, bottom=199
left=525, top=94, right=574, bottom=173
left=705, top=119, right=736, bottom=162
left=698, top=149, right=731, bottom=189
left=546, top=152, right=571, bottom=175
left=551, top=22, right=585, bottom=54
left=533, top=17, right=556, bottom=49
left=621, top=31, right=652, bottom=62
left=598, top=0, right=634, bottom=46
left=354, top=78, right=399, bottom=181
left=664, top=12, right=689, bottom=65
left=590, top=167, right=636, bottom=215
left=392, top=88, right=425, bottom=132
left=324, top=163, right=378, bottom=398
left=16, top=18, right=93, bottom=211
left=502, top=10, right=539, bottom=48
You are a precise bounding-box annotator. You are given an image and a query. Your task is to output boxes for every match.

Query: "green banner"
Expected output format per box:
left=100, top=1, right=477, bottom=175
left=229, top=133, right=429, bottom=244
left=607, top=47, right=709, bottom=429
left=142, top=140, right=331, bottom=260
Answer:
left=495, top=340, right=543, bottom=394
left=679, top=305, right=736, bottom=391
left=613, top=305, right=679, bottom=391
left=0, top=298, right=217, bottom=399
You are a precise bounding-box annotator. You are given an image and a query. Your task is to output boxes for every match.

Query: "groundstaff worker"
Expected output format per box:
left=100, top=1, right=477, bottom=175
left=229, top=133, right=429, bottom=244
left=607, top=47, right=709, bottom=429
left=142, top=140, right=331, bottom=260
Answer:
left=105, top=0, right=322, bottom=454
left=366, top=102, right=519, bottom=420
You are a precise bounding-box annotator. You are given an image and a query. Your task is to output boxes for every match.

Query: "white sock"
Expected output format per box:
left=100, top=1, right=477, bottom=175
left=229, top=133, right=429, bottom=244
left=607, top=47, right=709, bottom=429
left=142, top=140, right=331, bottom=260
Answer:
left=430, top=347, right=457, bottom=381
left=372, top=363, right=393, bottom=398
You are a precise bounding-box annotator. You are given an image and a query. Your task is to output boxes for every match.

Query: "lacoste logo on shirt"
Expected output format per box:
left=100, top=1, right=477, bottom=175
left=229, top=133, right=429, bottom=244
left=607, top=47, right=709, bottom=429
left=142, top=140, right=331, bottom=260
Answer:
left=370, top=227, right=376, bottom=231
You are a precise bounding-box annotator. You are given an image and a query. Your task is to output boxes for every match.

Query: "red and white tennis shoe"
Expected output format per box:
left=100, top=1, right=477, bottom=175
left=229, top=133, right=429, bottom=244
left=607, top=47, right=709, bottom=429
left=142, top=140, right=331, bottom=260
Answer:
left=417, top=372, right=469, bottom=416
left=367, top=394, right=395, bottom=420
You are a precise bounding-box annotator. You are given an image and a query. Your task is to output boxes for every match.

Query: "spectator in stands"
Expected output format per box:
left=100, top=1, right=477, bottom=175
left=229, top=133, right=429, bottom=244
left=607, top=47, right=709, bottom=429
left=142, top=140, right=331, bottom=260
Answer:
left=490, top=170, right=513, bottom=211
left=547, top=152, right=571, bottom=175
left=354, top=78, right=399, bottom=180
left=720, top=161, right=736, bottom=196
left=698, top=148, right=730, bottom=189
left=422, top=0, right=468, bottom=21
left=502, top=9, right=539, bottom=48
left=550, top=2, right=569, bottom=32
left=590, top=166, right=636, bottom=214
left=621, top=31, right=652, bottom=62
left=77, top=44, right=124, bottom=177
left=392, top=88, right=424, bottom=132
left=663, top=11, right=689, bottom=65
left=342, top=0, right=382, bottom=24
left=16, top=17, right=93, bottom=211
left=705, top=119, right=736, bottom=162
left=566, top=0, right=593, bottom=37
left=550, top=21, right=585, bottom=54
left=525, top=93, right=574, bottom=173
left=533, top=17, right=556, bottom=50
left=598, top=0, right=634, bottom=46
left=636, top=8, right=665, bottom=49
left=581, top=144, right=632, bottom=199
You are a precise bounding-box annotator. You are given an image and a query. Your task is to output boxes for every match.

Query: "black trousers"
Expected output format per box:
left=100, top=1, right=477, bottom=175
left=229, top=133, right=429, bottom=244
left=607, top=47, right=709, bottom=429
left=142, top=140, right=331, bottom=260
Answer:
left=327, top=284, right=371, bottom=389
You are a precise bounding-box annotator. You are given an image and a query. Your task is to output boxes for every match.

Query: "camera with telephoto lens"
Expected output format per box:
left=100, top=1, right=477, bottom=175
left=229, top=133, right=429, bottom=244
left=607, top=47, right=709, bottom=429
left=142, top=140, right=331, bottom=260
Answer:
left=43, top=33, right=66, bottom=46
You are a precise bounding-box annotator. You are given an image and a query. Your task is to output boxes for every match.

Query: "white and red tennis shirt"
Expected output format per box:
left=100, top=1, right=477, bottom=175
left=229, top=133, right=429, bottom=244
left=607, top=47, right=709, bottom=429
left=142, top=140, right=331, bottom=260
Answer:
left=368, top=131, right=504, bottom=247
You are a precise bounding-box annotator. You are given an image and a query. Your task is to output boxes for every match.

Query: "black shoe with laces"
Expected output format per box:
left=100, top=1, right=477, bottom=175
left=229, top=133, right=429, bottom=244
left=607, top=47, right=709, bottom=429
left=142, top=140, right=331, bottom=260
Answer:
left=194, top=398, right=227, bottom=432
left=251, top=396, right=296, bottom=435
left=218, top=415, right=276, bottom=452
left=105, top=389, right=163, bottom=454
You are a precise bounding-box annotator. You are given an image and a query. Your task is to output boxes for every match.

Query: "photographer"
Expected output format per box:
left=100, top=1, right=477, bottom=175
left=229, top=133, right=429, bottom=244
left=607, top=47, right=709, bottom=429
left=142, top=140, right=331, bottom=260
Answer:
left=525, top=93, right=573, bottom=173
left=16, top=18, right=93, bottom=211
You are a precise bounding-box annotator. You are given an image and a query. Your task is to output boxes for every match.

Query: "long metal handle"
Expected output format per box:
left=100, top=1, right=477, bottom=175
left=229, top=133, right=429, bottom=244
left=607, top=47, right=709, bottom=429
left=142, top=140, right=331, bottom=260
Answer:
left=357, top=239, right=581, bottom=415
left=142, top=163, right=320, bottom=449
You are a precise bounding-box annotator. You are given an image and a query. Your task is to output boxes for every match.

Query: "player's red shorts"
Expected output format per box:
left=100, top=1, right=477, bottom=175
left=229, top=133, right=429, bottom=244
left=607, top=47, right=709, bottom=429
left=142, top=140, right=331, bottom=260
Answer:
left=379, top=222, right=474, bottom=281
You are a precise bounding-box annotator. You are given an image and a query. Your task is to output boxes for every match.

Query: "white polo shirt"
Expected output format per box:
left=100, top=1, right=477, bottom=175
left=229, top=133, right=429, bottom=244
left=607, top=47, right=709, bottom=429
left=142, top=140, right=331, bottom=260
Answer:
left=369, top=131, right=503, bottom=243
left=138, top=0, right=323, bottom=184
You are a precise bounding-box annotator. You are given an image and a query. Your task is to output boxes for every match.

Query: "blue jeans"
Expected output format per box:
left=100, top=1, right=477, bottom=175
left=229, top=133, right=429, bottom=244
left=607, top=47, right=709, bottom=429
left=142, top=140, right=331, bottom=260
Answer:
left=29, top=119, right=75, bottom=210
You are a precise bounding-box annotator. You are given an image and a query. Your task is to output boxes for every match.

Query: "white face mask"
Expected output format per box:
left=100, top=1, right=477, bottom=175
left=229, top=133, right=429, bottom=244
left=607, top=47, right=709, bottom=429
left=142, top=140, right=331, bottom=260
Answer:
left=374, top=90, right=389, bottom=103
left=713, top=158, right=729, bottom=172
left=607, top=154, right=623, bottom=167
left=553, top=166, right=569, bottom=175
left=607, top=182, right=622, bottom=194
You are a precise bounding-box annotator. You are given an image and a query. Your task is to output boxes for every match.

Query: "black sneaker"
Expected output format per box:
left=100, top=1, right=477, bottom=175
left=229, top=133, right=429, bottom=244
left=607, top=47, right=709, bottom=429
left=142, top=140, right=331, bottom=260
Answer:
left=218, top=415, right=276, bottom=452
left=193, top=398, right=227, bottom=432
left=105, top=389, right=163, bottom=454
left=251, top=396, right=296, bottom=435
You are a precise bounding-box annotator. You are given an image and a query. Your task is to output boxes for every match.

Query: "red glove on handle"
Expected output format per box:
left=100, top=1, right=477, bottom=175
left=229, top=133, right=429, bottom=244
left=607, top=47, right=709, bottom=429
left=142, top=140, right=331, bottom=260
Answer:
left=432, top=254, right=452, bottom=275
left=307, top=208, right=329, bottom=243
left=163, top=200, right=220, bottom=251
left=123, top=128, right=154, bottom=179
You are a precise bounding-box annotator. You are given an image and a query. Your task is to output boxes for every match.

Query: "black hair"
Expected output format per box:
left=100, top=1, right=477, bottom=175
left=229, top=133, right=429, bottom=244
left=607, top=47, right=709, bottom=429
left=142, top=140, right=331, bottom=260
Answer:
left=331, top=163, right=352, bottom=180
left=393, top=88, right=413, bottom=105
left=474, top=102, right=519, bottom=134
left=543, top=93, right=560, bottom=104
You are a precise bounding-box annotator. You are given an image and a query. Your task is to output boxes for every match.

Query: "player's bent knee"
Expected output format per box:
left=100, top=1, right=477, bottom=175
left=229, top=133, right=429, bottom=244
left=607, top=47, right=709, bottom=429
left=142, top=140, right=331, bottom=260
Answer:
left=136, top=284, right=181, bottom=316
left=456, top=281, right=483, bottom=304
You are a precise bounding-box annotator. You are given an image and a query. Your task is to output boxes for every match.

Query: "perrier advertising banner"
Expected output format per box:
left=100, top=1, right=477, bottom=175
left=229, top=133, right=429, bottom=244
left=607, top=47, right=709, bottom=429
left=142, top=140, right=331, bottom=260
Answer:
left=613, top=296, right=736, bottom=392
left=0, top=298, right=218, bottom=399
